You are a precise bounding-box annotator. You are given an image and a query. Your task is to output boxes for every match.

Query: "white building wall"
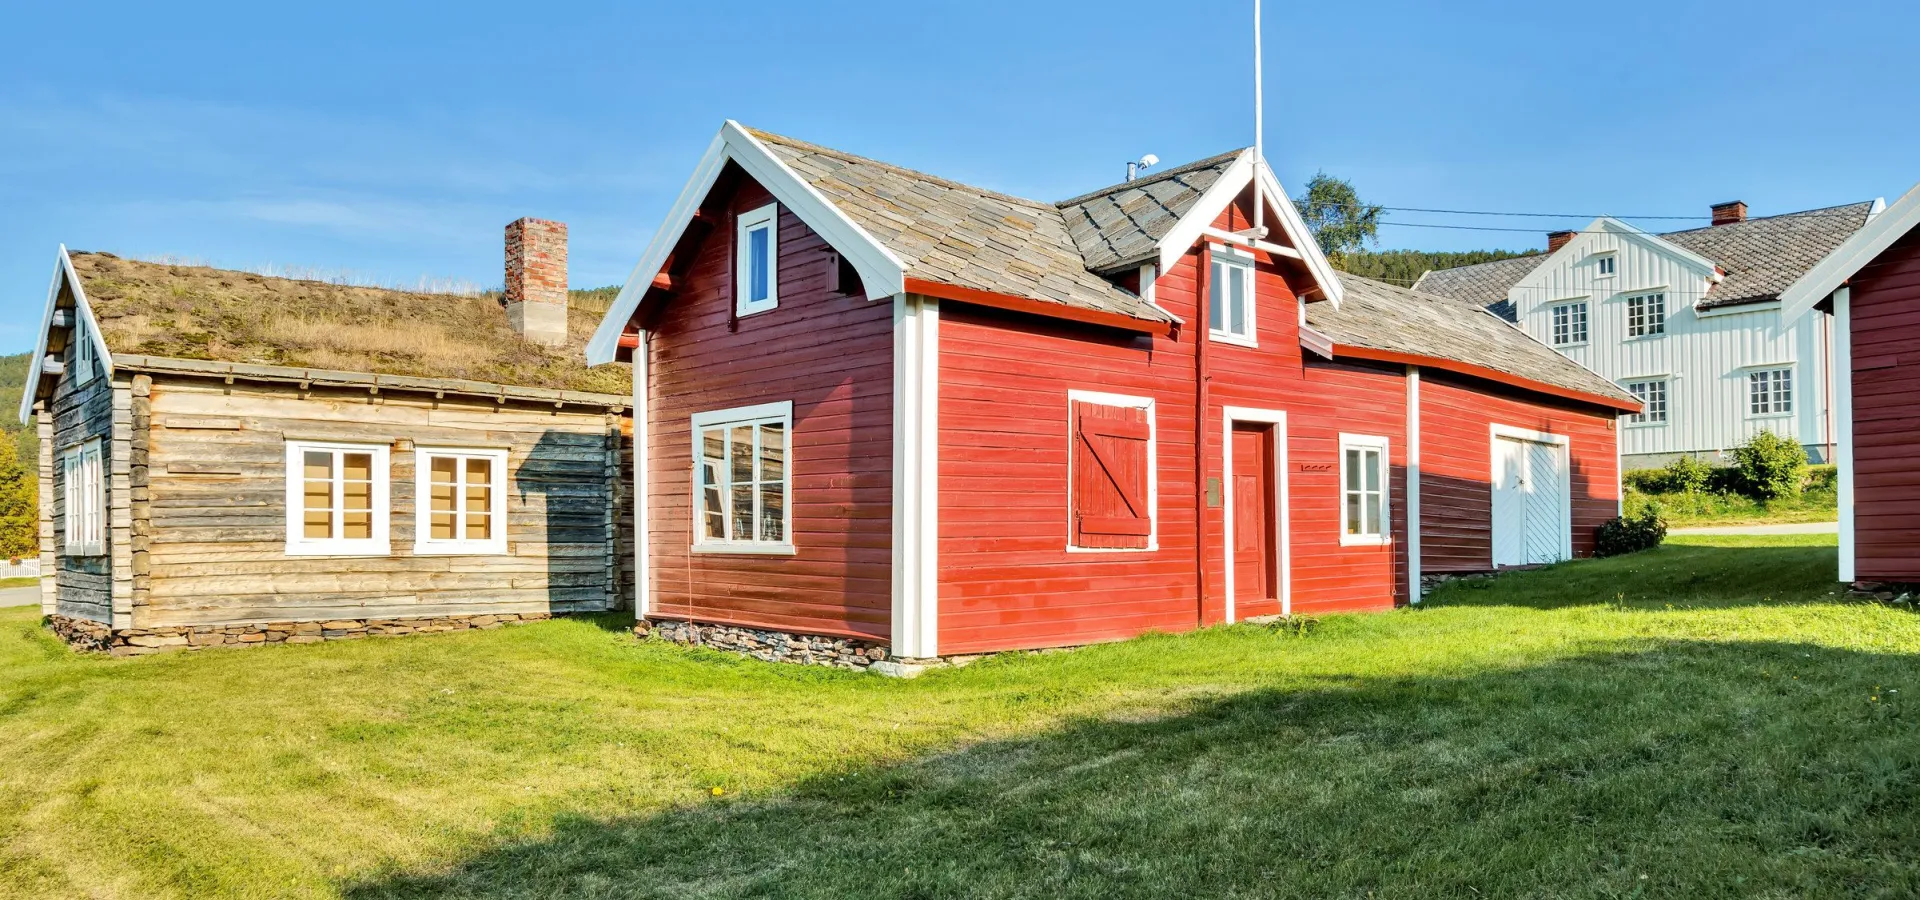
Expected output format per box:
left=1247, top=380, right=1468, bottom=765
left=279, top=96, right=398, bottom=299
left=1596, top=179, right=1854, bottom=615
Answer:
left=1509, top=223, right=1829, bottom=464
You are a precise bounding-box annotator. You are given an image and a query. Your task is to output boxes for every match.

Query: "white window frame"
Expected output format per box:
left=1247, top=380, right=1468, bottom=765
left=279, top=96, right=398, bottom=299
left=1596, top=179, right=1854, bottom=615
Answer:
left=735, top=202, right=780, bottom=317
left=1594, top=252, right=1617, bottom=278
left=691, top=400, right=795, bottom=555
left=1550, top=300, right=1589, bottom=347
left=1065, top=389, right=1159, bottom=554
left=1624, top=377, right=1669, bottom=426
left=1746, top=366, right=1794, bottom=418
left=284, top=440, right=391, bottom=557
left=1338, top=433, right=1391, bottom=547
left=62, top=439, right=104, bottom=557
left=1208, top=245, right=1258, bottom=347
left=1626, top=290, right=1667, bottom=338
left=412, top=447, right=509, bottom=556
left=71, top=320, right=95, bottom=387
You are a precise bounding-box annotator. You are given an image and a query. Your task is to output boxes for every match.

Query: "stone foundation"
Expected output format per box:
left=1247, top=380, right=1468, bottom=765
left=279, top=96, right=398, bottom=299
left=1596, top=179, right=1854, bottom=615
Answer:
left=1848, top=582, right=1920, bottom=604
left=638, top=618, right=889, bottom=670
left=47, top=612, right=551, bottom=657
left=1420, top=571, right=1496, bottom=595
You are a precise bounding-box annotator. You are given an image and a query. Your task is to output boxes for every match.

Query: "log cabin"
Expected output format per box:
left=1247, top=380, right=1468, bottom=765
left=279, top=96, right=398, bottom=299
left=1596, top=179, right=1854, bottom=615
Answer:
left=588, top=122, right=1641, bottom=664
left=1781, top=182, right=1920, bottom=586
left=20, top=220, right=634, bottom=654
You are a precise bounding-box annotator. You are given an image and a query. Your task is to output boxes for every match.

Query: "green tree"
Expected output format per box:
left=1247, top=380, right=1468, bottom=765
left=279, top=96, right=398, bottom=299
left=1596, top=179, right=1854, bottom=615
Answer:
left=0, top=437, right=36, bottom=561
left=1293, top=171, right=1383, bottom=266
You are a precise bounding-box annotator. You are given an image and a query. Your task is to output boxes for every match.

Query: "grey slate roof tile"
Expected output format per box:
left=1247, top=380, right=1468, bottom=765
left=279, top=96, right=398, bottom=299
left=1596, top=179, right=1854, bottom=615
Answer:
left=1056, top=149, right=1244, bottom=273
left=1311, top=273, right=1635, bottom=405
left=1412, top=203, right=1876, bottom=313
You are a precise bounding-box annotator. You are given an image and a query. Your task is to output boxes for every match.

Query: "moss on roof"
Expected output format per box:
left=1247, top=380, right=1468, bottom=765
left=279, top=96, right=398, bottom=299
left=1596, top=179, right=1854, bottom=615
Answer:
left=68, top=252, right=628, bottom=394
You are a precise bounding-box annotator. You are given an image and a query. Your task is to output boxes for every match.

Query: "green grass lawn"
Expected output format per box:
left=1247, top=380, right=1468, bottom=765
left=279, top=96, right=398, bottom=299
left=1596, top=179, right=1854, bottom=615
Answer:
left=1627, top=486, right=1837, bottom=528
left=0, top=577, right=38, bottom=591
left=5, top=534, right=1919, bottom=898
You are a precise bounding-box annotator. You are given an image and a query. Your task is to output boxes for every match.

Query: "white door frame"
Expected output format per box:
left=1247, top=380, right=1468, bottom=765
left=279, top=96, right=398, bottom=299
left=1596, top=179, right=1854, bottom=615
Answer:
left=1489, top=424, right=1572, bottom=564
left=1222, top=407, right=1289, bottom=622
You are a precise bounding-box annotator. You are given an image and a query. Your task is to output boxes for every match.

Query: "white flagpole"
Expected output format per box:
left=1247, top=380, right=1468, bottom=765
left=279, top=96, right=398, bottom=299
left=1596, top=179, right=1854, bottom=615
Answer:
left=1252, top=0, right=1266, bottom=237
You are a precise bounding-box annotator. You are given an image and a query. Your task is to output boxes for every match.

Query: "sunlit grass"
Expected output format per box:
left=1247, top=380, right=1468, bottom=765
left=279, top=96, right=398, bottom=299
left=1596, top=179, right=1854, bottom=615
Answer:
left=5, top=534, right=1917, bottom=899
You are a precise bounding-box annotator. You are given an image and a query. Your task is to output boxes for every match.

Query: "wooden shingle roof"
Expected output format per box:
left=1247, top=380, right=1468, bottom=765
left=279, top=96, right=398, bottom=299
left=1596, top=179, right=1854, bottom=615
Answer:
left=1055, top=150, right=1243, bottom=273
left=1311, top=273, right=1636, bottom=406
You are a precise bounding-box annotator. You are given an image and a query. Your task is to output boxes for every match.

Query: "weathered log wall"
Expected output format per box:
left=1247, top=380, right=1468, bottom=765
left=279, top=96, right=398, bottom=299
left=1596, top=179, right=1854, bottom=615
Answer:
left=46, top=328, right=115, bottom=625
left=128, top=376, right=631, bottom=628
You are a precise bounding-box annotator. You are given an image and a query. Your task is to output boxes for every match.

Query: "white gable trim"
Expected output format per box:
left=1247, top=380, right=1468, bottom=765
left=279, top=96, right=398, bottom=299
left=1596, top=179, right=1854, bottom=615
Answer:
left=1781, top=185, right=1918, bottom=322
left=19, top=246, right=113, bottom=425
left=1155, top=151, right=1345, bottom=307
left=585, top=120, right=908, bottom=365
left=1508, top=217, right=1720, bottom=316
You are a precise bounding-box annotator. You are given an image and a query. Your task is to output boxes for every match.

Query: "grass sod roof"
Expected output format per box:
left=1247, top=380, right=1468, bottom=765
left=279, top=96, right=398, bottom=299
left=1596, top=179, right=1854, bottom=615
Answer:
left=65, top=252, right=629, bottom=395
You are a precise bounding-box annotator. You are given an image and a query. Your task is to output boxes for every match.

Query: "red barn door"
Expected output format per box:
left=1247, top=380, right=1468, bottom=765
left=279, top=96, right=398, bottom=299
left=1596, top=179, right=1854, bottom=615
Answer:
left=1232, top=424, right=1279, bottom=617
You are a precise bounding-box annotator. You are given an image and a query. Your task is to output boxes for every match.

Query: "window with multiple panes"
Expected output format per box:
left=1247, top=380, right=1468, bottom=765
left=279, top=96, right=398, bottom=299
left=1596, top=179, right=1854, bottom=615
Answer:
left=71, top=319, right=95, bottom=387
left=1748, top=368, right=1793, bottom=416
left=285, top=442, right=389, bottom=555
left=1209, top=248, right=1256, bottom=344
left=736, top=202, right=779, bottom=316
left=62, top=440, right=104, bottom=556
left=415, top=448, right=507, bottom=554
left=1339, top=434, right=1390, bottom=545
left=1627, top=292, right=1667, bottom=337
left=1068, top=394, right=1155, bottom=551
left=1551, top=301, right=1588, bottom=346
left=1596, top=253, right=1616, bottom=276
left=1625, top=379, right=1668, bottom=425
left=692, top=402, right=792, bottom=552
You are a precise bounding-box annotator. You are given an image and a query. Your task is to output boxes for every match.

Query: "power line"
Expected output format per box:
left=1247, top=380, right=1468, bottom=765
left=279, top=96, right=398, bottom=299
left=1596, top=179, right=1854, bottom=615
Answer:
left=1375, top=205, right=1871, bottom=223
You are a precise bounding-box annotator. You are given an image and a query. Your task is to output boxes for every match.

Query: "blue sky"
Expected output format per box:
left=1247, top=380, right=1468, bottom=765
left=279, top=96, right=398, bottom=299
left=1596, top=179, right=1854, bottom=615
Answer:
left=2, top=0, right=1914, bottom=354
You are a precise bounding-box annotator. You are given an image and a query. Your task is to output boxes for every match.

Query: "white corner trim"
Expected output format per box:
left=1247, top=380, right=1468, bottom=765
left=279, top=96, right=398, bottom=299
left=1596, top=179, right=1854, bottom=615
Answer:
left=1782, top=182, right=1920, bottom=322
left=1220, top=406, right=1288, bottom=622
left=634, top=332, right=651, bottom=619
left=1066, top=388, right=1159, bottom=554
left=891, top=294, right=940, bottom=657
left=1406, top=367, right=1422, bottom=604
left=586, top=121, right=909, bottom=365
left=1834, top=286, right=1855, bottom=582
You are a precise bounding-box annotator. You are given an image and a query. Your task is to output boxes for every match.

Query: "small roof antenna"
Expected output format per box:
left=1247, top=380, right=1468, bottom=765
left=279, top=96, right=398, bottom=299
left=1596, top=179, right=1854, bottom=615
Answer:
left=1126, top=153, right=1159, bottom=183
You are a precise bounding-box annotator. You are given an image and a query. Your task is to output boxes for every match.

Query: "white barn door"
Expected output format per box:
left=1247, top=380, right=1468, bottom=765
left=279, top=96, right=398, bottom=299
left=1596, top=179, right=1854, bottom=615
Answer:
left=1491, top=432, right=1571, bottom=567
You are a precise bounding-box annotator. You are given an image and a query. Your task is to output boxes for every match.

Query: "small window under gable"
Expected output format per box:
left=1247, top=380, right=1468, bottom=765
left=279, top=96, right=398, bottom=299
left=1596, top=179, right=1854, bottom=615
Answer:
left=1069, top=393, right=1155, bottom=551
left=1209, top=246, right=1256, bottom=345
left=1595, top=253, right=1616, bottom=277
left=736, top=202, right=779, bottom=317
left=71, top=318, right=95, bottom=387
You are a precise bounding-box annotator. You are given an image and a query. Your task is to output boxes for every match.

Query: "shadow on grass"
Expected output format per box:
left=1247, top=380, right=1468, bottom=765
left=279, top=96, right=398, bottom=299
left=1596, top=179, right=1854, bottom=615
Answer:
left=1425, top=538, right=1846, bottom=612
left=346, top=639, right=1920, bottom=899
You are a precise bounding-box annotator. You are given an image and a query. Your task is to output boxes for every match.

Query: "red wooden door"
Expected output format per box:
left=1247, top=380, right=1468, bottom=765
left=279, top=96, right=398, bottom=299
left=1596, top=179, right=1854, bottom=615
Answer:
left=1232, top=425, right=1277, bottom=615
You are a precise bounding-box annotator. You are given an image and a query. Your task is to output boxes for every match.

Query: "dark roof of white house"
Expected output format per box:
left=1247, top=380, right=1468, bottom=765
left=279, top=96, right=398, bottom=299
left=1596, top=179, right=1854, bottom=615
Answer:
left=1413, top=202, right=1878, bottom=317
left=1311, top=273, right=1636, bottom=405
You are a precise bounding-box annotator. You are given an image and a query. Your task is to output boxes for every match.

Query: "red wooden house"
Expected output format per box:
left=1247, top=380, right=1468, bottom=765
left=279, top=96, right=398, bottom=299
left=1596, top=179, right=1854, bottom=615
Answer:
left=1782, top=182, right=1920, bottom=585
left=587, top=122, right=1638, bottom=662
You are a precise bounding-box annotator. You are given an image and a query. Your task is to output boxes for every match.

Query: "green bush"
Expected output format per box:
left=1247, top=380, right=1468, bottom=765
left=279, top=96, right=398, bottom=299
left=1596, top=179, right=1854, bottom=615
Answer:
left=1624, top=457, right=1737, bottom=495
left=1596, top=502, right=1667, bottom=557
left=1731, top=431, right=1809, bottom=501
left=1805, top=464, right=1838, bottom=493
left=1663, top=455, right=1714, bottom=494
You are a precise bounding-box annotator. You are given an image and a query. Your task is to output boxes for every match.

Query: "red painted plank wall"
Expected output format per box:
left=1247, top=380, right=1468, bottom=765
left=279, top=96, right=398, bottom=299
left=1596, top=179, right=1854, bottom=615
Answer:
left=645, top=172, right=894, bottom=640
left=1418, top=371, right=1620, bottom=570
left=936, top=191, right=1410, bottom=654
left=1848, top=225, right=1920, bottom=581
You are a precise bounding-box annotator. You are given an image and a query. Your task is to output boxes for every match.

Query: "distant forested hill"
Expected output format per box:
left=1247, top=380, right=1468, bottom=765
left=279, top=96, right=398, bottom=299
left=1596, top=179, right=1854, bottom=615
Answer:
left=0, top=353, right=31, bottom=461
left=1335, top=249, right=1541, bottom=288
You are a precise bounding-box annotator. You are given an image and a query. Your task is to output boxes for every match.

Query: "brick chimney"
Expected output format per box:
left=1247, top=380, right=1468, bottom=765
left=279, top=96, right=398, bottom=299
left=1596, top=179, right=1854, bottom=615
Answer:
left=1547, top=230, right=1577, bottom=253
left=1711, top=201, right=1748, bottom=227
left=504, top=217, right=568, bottom=346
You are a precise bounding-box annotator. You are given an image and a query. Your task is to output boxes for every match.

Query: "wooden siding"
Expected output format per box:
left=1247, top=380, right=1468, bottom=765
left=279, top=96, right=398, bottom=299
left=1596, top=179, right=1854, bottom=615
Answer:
left=644, top=172, right=895, bottom=641
left=46, top=294, right=115, bottom=624
left=135, top=379, right=628, bottom=626
left=1511, top=226, right=1830, bottom=461
left=1419, top=371, right=1621, bottom=571
left=1848, top=226, right=1920, bottom=580
left=935, top=191, right=1412, bottom=654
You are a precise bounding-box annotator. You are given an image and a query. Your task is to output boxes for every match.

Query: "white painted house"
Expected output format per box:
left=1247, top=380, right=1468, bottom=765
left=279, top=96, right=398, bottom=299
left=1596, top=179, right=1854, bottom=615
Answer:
left=1416, top=201, right=1882, bottom=468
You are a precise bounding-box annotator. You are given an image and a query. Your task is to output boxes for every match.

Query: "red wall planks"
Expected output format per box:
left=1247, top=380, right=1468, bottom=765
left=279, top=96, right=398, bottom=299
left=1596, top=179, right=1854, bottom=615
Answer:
left=1848, top=226, right=1920, bottom=580
left=645, top=170, right=895, bottom=640
left=1418, top=371, right=1620, bottom=570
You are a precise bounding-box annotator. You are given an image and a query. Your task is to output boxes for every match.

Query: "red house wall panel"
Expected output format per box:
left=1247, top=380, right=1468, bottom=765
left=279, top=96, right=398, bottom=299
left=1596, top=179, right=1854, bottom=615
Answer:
left=1848, top=226, right=1920, bottom=580
left=1418, top=371, right=1621, bottom=571
left=646, top=172, right=895, bottom=640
